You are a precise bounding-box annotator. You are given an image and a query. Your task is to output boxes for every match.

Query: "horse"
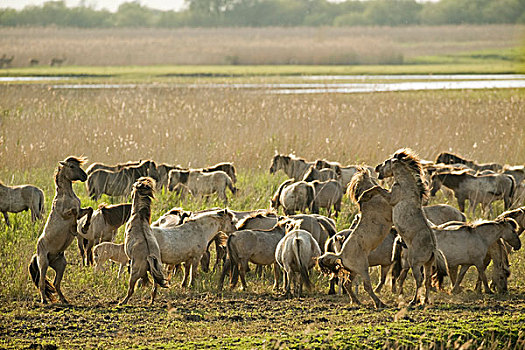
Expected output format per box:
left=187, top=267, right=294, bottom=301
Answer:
left=503, top=165, right=525, bottom=185
left=374, top=148, right=449, bottom=307
left=269, top=154, right=314, bottom=181
left=429, top=170, right=515, bottom=217
left=432, top=218, right=520, bottom=294
left=302, top=166, right=339, bottom=183
left=275, top=228, right=321, bottom=297
left=309, top=179, right=343, bottom=218
left=317, top=167, right=393, bottom=308
left=168, top=169, right=236, bottom=205
left=270, top=179, right=318, bottom=215
left=28, top=156, right=93, bottom=304
left=151, top=207, right=192, bottom=227
left=435, top=152, right=503, bottom=172
left=315, top=159, right=376, bottom=188
left=76, top=203, right=131, bottom=266
left=119, top=177, right=168, bottom=305
left=0, top=181, right=45, bottom=227
left=93, top=242, right=128, bottom=278
left=87, top=160, right=159, bottom=200
left=497, top=206, right=525, bottom=236
left=152, top=209, right=236, bottom=288
left=422, top=204, right=466, bottom=225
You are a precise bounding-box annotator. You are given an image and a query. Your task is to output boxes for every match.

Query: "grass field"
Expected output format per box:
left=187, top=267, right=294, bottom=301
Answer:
left=0, top=25, right=523, bottom=69
left=1, top=75, right=525, bottom=349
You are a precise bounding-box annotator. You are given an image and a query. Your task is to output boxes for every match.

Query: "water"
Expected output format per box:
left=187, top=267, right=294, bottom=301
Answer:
left=2, top=74, right=525, bottom=94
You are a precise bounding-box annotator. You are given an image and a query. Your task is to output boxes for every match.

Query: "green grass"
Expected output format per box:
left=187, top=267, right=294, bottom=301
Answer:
left=0, top=62, right=522, bottom=81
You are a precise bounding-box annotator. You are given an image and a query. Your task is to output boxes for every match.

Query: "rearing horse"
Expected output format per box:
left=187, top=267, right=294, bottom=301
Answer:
left=375, top=148, right=449, bottom=307
left=29, top=156, right=93, bottom=304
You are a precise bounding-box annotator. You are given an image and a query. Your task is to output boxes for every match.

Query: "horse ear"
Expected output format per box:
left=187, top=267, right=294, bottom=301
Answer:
left=59, top=161, right=66, bottom=166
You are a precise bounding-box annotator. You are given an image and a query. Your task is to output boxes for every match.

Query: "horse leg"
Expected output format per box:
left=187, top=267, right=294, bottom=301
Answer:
left=396, top=268, right=409, bottom=295
left=218, top=258, right=231, bottom=290
left=272, top=262, right=281, bottom=291
left=50, top=253, right=69, bottom=304
left=150, top=282, right=158, bottom=305
left=119, top=266, right=142, bottom=305
left=181, top=261, right=191, bottom=288
left=374, top=265, right=390, bottom=294
left=343, top=272, right=361, bottom=305
left=408, top=264, right=423, bottom=308
left=360, top=268, right=386, bottom=309
left=189, top=257, right=199, bottom=288
left=2, top=212, right=10, bottom=227
left=451, top=265, right=470, bottom=294
left=329, top=277, right=337, bottom=295
left=448, top=265, right=458, bottom=290
left=87, top=240, right=95, bottom=266
left=423, top=262, right=433, bottom=305
left=77, top=237, right=86, bottom=266
left=118, top=263, right=125, bottom=278
left=239, top=260, right=249, bottom=291
left=283, top=268, right=291, bottom=297
left=37, top=253, right=50, bottom=304
left=475, top=263, right=493, bottom=294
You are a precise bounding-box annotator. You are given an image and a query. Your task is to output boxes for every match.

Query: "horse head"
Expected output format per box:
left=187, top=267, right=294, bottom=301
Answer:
left=500, top=218, right=521, bottom=251
left=59, top=156, right=88, bottom=182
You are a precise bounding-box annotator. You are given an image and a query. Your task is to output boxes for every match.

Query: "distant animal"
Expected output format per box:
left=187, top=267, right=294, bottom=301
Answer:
left=50, top=57, right=65, bottom=67
left=435, top=152, right=502, bottom=172
left=432, top=218, right=520, bottom=294
left=76, top=203, right=131, bottom=266
left=0, top=181, right=45, bottom=227
left=219, top=219, right=291, bottom=291
left=269, top=154, right=314, bottom=181
left=119, top=177, right=167, bottom=305
left=309, top=179, right=343, bottom=217
left=270, top=179, right=318, bottom=215
left=93, top=242, right=128, bottom=278
left=317, top=167, right=393, bottom=308
left=29, top=59, right=39, bottom=66
left=86, top=160, right=159, bottom=200
left=429, top=170, right=515, bottom=217
left=275, top=228, right=322, bottom=297
left=28, top=156, right=93, bottom=304
left=168, top=169, right=237, bottom=205
left=152, top=209, right=236, bottom=288
left=422, top=204, right=466, bottom=225
left=374, top=148, right=449, bottom=307
left=157, top=164, right=181, bottom=190
left=0, top=55, right=14, bottom=68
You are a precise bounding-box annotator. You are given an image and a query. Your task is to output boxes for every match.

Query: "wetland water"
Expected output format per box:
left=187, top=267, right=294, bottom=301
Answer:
left=1, top=74, right=525, bottom=94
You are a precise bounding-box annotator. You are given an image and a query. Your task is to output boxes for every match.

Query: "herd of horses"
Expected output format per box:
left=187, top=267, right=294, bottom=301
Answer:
left=1, top=149, right=525, bottom=308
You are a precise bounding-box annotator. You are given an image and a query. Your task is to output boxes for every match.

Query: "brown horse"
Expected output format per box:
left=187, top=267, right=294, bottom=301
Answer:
left=29, top=157, right=93, bottom=304
left=0, top=181, right=45, bottom=227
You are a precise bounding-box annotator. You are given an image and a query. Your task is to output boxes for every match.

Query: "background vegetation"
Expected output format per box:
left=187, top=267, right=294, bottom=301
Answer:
left=1, top=0, right=525, bottom=28
left=0, top=25, right=523, bottom=67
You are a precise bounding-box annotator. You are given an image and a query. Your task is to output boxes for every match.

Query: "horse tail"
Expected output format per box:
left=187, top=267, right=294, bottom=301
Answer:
left=306, top=184, right=318, bottom=214
left=38, top=189, right=45, bottom=218
left=391, top=236, right=405, bottom=283
left=294, top=235, right=312, bottom=290
left=316, top=216, right=337, bottom=238
left=226, top=175, right=237, bottom=195
left=432, top=248, right=449, bottom=290
left=28, top=255, right=56, bottom=301
left=271, top=179, right=293, bottom=210
left=146, top=255, right=168, bottom=288
left=506, top=174, right=516, bottom=209
left=227, top=234, right=240, bottom=287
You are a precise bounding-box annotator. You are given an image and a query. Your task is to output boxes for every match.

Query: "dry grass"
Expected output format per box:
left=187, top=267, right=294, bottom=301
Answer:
left=0, top=85, right=523, bottom=179
left=0, top=25, right=523, bottom=67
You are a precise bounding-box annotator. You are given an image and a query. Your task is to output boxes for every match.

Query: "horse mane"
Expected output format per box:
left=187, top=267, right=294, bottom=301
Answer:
left=132, top=177, right=155, bottom=222
left=236, top=210, right=278, bottom=230
left=64, top=156, right=87, bottom=165
left=346, top=166, right=372, bottom=204
left=393, top=148, right=429, bottom=201
left=498, top=207, right=525, bottom=221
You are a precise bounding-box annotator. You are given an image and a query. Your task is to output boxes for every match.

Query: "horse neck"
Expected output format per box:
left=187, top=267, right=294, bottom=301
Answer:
left=478, top=224, right=507, bottom=247
left=393, top=164, right=420, bottom=197
left=193, top=215, right=224, bottom=242
left=131, top=194, right=151, bottom=223
left=55, top=170, right=74, bottom=197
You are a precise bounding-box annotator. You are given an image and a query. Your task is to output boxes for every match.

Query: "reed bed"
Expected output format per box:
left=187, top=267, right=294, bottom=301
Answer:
left=0, top=25, right=522, bottom=67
